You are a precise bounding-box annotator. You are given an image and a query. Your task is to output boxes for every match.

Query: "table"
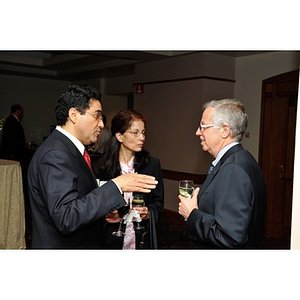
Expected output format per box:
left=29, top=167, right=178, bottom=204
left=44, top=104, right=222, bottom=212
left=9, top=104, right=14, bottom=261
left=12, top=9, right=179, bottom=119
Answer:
left=0, top=159, right=26, bottom=249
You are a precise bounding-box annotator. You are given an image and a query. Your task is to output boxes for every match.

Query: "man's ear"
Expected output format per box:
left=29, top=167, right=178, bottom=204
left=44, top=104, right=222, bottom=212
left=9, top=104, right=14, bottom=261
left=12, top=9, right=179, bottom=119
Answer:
left=221, top=124, right=231, bottom=139
left=68, top=108, right=78, bottom=123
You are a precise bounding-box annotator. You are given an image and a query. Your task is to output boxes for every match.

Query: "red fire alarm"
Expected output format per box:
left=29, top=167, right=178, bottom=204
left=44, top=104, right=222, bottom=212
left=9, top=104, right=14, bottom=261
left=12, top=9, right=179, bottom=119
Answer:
left=135, top=84, right=144, bottom=94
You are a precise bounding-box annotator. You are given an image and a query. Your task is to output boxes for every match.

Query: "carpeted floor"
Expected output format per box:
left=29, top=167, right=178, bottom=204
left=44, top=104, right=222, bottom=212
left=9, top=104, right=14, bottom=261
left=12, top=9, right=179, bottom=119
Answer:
left=25, top=208, right=189, bottom=249
left=157, top=209, right=189, bottom=249
left=25, top=208, right=290, bottom=250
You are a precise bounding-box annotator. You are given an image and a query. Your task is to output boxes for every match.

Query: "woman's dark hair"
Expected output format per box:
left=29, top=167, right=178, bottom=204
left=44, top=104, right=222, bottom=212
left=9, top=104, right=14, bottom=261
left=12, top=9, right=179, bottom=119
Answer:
left=94, top=109, right=150, bottom=180
left=55, top=85, right=101, bottom=126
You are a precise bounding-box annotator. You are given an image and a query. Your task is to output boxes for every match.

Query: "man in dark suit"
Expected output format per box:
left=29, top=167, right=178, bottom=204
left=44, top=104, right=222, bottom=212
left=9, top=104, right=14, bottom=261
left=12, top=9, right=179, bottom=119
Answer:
left=27, top=85, right=158, bottom=249
left=178, top=99, right=267, bottom=249
left=0, top=103, right=26, bottom=162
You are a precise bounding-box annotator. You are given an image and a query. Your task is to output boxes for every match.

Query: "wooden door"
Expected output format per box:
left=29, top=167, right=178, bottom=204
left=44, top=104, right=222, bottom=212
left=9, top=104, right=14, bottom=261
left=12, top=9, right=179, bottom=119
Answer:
left=259, top=70, right=299, bottom=241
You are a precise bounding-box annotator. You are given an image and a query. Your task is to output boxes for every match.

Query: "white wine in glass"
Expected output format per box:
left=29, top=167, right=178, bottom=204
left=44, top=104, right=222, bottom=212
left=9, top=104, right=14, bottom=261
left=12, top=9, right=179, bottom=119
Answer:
left=132, top=193, right=145, bottom=230
left=179, top=180, right=194, bottom=199
left=132, top=193, right=145, bottom=207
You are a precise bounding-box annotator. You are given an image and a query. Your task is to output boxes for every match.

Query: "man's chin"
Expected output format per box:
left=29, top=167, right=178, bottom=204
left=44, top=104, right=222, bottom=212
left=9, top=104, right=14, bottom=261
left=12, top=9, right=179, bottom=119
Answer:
left=201, top=146, right=209, bottom=153
left=90, top=137, right=99, bottom=144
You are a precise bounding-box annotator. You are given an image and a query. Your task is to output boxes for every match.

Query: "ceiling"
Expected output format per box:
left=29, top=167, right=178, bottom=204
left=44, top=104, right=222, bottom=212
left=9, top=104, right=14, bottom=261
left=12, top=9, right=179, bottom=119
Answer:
left=0, top=50, right=272, bottom=81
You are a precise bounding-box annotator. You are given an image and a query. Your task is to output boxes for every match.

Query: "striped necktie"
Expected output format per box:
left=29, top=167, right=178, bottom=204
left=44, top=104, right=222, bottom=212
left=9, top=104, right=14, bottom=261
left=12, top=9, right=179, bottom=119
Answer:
left=83, top=149, right=92, bottom=170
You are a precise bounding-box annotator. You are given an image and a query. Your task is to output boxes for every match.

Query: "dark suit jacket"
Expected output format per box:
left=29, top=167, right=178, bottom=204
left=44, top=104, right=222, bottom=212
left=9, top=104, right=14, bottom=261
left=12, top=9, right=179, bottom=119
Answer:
left=0, top=114, right=26, bottom=161
left=186, top=144, right=267, bottom=249
left=136, top=156, right=164, bottom=222
left=27, top=129, right=126, bottom=249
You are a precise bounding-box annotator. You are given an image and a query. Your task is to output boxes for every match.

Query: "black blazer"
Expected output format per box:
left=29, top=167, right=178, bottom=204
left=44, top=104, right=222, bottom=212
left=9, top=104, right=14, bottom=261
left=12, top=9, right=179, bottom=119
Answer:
left=135, top=156, right=164, bottom=222
left=186, top=144, right=267, bottom=249
left=0, top=114, right=26, bottom=161
left=27, top=129, right=126, bottom=249
left=93, top=155, right=164, bottom=249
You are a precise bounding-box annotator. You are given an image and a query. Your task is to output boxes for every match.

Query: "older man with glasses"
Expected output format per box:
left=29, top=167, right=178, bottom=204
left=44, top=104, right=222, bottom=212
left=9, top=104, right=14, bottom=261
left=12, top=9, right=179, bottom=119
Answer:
left=178, top=99, right=267, bottom=249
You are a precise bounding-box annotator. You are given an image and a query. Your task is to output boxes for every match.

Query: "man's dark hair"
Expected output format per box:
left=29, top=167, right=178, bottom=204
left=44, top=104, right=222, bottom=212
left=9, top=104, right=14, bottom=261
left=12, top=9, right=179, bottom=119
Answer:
left=11, top=103, right=23, bottom=114
left=55, top=85, right=101, bottom=126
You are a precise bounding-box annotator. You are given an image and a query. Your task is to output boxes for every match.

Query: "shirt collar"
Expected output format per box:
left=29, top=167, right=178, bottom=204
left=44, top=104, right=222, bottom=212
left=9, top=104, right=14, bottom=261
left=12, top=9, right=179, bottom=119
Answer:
left=212, top=141, right=239, bottom=167
left=120, top=157, right=135, bottom=174
left=56, top=126, right=85, bottom=155
left=12, top=113, right=20, bottom=122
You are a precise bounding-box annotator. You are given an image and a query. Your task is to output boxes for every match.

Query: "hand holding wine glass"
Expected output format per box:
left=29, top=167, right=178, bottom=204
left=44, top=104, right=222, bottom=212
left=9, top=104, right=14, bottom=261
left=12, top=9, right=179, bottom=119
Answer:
left=179, top=180, right=195, bottom=199
left=178, top=180, right=197, bottom=221
left=132, top=193, right=145, bottom=230
left=105, top=210, right=122, bottom=223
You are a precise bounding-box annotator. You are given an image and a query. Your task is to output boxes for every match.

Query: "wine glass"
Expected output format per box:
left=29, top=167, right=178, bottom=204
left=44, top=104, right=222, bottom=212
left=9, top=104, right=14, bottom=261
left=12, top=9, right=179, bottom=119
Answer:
left=179, top=180, right=195, bottom=199
left=112, top=203, right=130, bottom=237
left=132, top=193, right=144, bottom=208
left=132, top=193, right=145, bottom=231
left=179, top=180, right=194, bottom=221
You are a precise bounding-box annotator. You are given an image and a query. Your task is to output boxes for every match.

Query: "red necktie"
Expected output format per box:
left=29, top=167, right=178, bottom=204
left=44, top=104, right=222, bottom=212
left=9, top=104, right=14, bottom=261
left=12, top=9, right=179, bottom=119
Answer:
left=83, top=149, right=92, bottom=171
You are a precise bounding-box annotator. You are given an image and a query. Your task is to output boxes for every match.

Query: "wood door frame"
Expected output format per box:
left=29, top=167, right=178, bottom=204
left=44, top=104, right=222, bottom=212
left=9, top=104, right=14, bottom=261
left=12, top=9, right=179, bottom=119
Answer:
left=259, top=69, right=299, bottom=239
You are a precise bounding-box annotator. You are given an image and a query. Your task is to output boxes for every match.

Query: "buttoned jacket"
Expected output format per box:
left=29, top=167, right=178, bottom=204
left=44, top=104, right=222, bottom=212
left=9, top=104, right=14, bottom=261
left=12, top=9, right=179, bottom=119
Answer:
left=28, top=129, right=125, bottom=249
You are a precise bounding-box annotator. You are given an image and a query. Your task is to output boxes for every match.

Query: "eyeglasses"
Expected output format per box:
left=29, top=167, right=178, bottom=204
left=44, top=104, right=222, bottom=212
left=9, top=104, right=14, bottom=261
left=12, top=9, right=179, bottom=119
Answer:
left=198, top=124, right=215, bottom=131
left=86, top=111, right=103, bottom=122
left=126, top=130, right=147, bottom=137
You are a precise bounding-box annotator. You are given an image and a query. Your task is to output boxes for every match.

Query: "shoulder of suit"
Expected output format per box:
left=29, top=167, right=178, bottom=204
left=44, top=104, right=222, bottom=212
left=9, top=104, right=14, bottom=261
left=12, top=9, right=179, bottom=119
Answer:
left=148, top=155, right=160, bottom=162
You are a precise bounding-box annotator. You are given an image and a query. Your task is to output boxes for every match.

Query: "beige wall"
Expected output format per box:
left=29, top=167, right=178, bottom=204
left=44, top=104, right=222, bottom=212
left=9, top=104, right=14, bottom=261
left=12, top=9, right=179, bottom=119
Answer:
left=101, top=77, right=131, bottom=127
left=132, top=51, right=300, bottom=211
left=134, top=79, right=235, bottom=174
left=235, top=51, right=300, bottom=160
left=133, top=52, right=236, bottom=211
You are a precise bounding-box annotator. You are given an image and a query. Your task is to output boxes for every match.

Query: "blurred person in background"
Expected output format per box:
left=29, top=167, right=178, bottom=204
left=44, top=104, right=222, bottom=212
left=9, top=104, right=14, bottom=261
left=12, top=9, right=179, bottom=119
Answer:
left=91, top=114, right=111, bottom=155
left=0, top=103, right=26, bottom=162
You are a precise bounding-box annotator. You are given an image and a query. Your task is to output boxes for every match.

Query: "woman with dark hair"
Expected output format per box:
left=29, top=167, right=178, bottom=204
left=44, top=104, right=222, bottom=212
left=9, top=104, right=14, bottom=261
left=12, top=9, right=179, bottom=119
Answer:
left=93, top=109, right=164, bottom=249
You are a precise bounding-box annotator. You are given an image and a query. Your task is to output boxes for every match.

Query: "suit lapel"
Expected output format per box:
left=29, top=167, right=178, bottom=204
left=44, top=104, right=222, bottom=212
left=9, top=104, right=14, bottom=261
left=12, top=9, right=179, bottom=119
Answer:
left=52, top=129, right=97, bottom=184
left=199, top=144, right=244, bottom=196
left=52, top=129, right=79, bottom=157
left=199, top=164, right=219, bottom=196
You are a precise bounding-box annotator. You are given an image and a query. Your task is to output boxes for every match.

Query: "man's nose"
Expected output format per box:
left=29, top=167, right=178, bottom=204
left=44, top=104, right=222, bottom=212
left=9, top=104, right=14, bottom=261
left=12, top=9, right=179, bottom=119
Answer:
left=98, top=119, right=104, bottom=127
